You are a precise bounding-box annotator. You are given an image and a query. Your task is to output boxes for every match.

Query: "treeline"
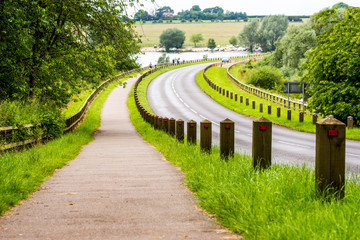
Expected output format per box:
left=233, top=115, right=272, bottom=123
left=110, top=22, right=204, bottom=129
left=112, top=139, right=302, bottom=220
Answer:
left=135, top=5, right=247, bottom=22
left=134, top=5, right=308, bottom=22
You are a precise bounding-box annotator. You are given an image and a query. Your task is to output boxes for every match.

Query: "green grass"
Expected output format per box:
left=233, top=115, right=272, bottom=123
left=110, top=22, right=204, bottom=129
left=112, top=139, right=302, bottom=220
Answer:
left=135, top=21, right=304, bottom=48
left=61, top=89, right=94, bottom=118
left=0, top=76, right=130, bottom=215
left=128, top=71, right=360, bottom=240
left=198, top=66, right=360, bottom=140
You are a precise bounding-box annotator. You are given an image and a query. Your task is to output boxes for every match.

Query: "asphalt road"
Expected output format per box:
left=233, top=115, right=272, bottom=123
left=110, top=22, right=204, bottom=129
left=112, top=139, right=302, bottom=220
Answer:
left=147, top=63, right=360, bottom=173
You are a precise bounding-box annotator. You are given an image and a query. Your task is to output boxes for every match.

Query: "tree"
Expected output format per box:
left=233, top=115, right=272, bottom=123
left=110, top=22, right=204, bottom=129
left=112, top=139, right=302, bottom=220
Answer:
left=155, top=6, right=174, bottom=19
left=191, top=5, right=201, bottom=12
left=135, top=9, right=149, bottom=21
left=0, top=0, right=141, bottom=103
left=301, top=7, right=360, bottom=123
left=190, top=34, right=204, bottom=47
left=258, top=15, right=289, bottom=51
left=333, top=2, right=349, bottom=9
left=207, top=38, right=216, bottom=50
left=238, top=21, right=259, bottom=52
left=159, top=28, right=186, bottom=51
left=229, top=36, right=238, bottom=46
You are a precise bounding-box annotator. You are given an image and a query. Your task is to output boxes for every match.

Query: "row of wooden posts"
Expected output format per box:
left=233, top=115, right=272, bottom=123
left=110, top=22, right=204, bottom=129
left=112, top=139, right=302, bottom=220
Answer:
left=134, top=70, right=347, bottom=199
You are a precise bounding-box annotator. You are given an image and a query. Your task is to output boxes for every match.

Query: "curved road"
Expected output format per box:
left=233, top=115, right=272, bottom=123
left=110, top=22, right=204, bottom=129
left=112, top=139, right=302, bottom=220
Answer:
left=147, top=63, right=360, bottom=173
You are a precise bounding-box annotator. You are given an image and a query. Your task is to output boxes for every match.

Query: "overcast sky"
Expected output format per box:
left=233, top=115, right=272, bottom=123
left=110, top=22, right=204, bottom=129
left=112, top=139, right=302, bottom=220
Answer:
left=139, top=0, right=360, bottom=16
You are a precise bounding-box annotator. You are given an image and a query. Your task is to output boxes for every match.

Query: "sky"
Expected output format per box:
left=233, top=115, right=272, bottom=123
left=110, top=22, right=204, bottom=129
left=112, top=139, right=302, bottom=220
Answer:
left=139, top=0, right=360, bottom=16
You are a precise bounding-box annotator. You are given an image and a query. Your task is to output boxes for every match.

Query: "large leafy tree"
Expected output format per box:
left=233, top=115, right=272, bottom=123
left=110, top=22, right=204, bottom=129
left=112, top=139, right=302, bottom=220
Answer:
left=258, top=15, right=289, bottom=52
left=301, top=7, right=360, bottom=123
left=0, top=0, right=142, bottom=104
left=238, top=21, right=259, bottom=52
left=159, top=28, right=185, bottom=51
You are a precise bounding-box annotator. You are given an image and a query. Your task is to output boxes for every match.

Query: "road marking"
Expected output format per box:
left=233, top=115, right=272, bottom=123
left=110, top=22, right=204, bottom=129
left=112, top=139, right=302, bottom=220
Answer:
left=347, top=153, right=360, bottom=158
left=277, top=141, right=311, bottom=149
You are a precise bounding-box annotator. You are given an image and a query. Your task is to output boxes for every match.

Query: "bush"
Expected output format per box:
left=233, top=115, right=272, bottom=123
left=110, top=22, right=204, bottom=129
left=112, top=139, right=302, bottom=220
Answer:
left=246, top=66, right=284, bottom=90
left=39, top=107, right=65, bottom=140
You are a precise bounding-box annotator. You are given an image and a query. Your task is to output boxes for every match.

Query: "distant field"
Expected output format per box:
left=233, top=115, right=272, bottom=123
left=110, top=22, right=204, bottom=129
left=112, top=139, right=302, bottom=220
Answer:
left=134, top=20, right=305, bottom=48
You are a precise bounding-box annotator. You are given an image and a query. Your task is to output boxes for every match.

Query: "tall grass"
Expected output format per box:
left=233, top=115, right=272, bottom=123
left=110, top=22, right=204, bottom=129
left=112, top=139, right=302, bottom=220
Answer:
left=128, top=78, right=360, bottom=240
left=0, top=77, right=129, bottom=215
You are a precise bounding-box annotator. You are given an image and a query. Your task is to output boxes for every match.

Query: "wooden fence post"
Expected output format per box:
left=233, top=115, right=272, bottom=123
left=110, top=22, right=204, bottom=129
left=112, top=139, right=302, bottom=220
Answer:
left=169, top=118, right=176, bottom=136
left=253, top=117, right=272, bottom=169
left=313, top=113, right=318, bottom=125
left=187, top=120, right=197, bottom=145
left=287, top=109, right=291, bottom=120
left=220, top=118, right=235, bottom=159
left=176, top=119, right=184, bottom=142
left=347, top=116, right=354, bottom=129
left=316, top=115, right=346, bottom=199
left=268, top=105, right=271, bottom=115
left=200, top=119, right=212, bottom=153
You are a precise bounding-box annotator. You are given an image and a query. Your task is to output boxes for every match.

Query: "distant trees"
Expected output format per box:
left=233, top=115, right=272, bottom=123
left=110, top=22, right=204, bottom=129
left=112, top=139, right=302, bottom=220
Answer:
left=159, top=28, right=186, bottom=51
left=207, top=38, right=216, bottom=50
left=238, top=15, right=288, bottom=52
left=229, top=36, right=238, bottom=46
left=190, top=34, right=204, bottom=47
left=238, top=21, right=259, bottom=52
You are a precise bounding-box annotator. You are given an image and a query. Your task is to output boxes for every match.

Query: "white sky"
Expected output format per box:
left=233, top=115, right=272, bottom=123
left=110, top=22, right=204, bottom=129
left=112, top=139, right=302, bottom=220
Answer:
left=139, top=0, right=360, bottom=16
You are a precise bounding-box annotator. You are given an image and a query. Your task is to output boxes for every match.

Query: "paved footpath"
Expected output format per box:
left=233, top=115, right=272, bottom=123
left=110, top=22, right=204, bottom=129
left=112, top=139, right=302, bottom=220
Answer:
left=0, top=76, right=239, bottom=240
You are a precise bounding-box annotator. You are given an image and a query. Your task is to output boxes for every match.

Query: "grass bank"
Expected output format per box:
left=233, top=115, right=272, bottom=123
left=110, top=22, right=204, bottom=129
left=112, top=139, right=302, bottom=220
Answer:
left=0, top=76, right=132, bottom=215
left=198, top=66, right=360, bottom=140
left=128, top=70, right=360, bottom=240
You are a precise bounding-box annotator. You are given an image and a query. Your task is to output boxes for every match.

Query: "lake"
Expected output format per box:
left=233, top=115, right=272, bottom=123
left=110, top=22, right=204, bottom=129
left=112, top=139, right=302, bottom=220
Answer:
left=136, top=51, right=250, bottom=67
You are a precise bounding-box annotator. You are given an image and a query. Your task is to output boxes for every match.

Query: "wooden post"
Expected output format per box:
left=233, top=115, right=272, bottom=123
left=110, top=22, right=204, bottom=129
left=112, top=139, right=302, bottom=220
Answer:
left=313, top=113, right=318, bottom=125
left=277, top=107, right=281, bottom=118
left=240, top=95, right=243, bottom=103
left=316, top=115, right=346, bottom=199
left=299, top=112, right=304, bottom=123
left=259, top=103, right=263, bottom=113
left=347, top=116, right=354, bottom=129
left=163, top=117, right=169, bottom=132
left=252, top=100, right=256, bottom=109
left=235, top=94, right=238, bottom=102
left=200, top=119, right=212, bottom=153
left=268, top=105, right=271, bottom=115
left=252, top=117, right=272, bottom=169
left=220, top=118, right=235, bottom=159
left=176, top=119, right=184, bottom=142
left=169, top=118, right=176, bottom=136
left=187, top=120, right=197, bottom=145
left=154, top=115, right=159, bottom=129
left=246, top=98, right=249, bottom=106
left=226, top=90, right=229, bottom=98
left=287, top=109, right=291, bottom=120
left=159, top=116, right=163, bottom=131
left=223, top=89, right=225, bottom=96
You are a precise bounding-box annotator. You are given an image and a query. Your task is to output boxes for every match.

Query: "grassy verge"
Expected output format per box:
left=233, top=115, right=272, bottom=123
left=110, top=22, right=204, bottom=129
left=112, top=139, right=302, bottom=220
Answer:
left=0, top=76, right=130, bottom=215
left=198, top=66, right=360, bottom=140
left=128, top=72, right=360, bottom=240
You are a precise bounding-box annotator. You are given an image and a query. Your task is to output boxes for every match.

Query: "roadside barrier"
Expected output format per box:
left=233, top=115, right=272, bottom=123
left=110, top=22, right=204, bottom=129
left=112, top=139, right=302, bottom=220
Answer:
left=0, top=67, right=146, bottom=153
left=134, top=68, right=348, bottom=199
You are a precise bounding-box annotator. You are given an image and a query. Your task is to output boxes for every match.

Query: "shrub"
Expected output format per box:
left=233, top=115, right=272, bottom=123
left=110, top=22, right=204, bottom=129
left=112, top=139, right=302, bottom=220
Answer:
left=246, top=66, right=284, bottom=90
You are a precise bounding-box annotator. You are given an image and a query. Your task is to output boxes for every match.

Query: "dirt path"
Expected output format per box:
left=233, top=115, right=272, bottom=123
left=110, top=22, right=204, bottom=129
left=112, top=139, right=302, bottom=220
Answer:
left=0, top=76, right=238, bottom=239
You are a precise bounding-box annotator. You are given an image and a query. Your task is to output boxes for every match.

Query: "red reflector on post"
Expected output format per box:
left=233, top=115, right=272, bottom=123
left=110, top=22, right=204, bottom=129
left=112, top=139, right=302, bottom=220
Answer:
left=328, top=130, right=338, bottom=136
left=259, top=125, right=267, bottom=131
left=204, top=125, right=209, bottom=128
left=171, top=121, right=174, bottom=123
left=165, top=120, right=168, bottom=122
left=178, top=122, right=182, bottom=125
left=225, top=125, right=231, bottom=129
left=190, top=124, right=194, bottom=127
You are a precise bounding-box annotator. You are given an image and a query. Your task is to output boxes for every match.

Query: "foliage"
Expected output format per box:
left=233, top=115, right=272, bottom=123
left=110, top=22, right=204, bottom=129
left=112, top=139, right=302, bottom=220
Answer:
left=190, top=33, right=204, bottom=47
left=0, top=0, right=141, bottom=104
left=159, top=28, right=186, bottom=51
left=207, top=38, right=216, bottom=50
left=246, top=66, right=284, bottom=90
left=39, top=108, right=65, bottom=140
left=157, top=53, right=170, bottom=64
left=258, top=15, right=289, bottom=52
left=301, top=7, right=360, bottom=123
left=229, top=36, right=238, bottom=46
left=333, top=2, right=349, bottom=9
left=238, top=21, right=259, bottom=52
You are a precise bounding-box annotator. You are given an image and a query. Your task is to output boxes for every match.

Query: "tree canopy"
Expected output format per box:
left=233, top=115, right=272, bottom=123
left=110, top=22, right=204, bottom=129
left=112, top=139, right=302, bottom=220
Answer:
left=0, top=0, right=141, bottom=105
left=190, top=34, right=204, bottom=47
left=301, top=7, right=360, bottom=123
left=258, top=15, right=289, bottom=51
left=238, top=21, right=259, bottom=52
left=159, top=28, right=186, bottom=51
